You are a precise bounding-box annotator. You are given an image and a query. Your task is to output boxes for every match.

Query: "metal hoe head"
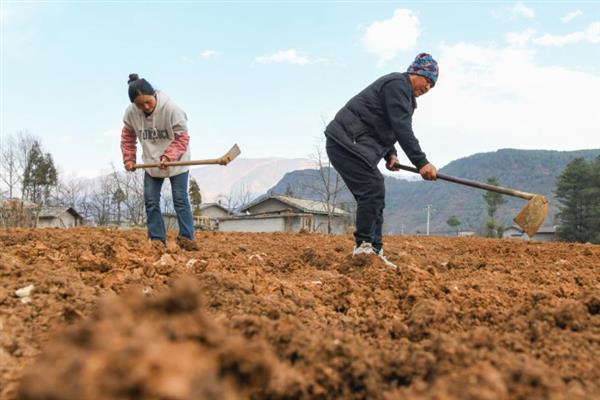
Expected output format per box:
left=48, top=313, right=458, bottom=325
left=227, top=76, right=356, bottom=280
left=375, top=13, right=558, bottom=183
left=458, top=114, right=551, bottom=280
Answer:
left=219, top=144, right=241, bottom=165
left=513, top=195, right=549, bottom=238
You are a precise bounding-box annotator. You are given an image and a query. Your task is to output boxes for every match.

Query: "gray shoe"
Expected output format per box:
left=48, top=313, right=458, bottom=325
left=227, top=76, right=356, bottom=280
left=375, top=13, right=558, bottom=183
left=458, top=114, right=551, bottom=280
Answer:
left=353, top=242, right=376, bottom=256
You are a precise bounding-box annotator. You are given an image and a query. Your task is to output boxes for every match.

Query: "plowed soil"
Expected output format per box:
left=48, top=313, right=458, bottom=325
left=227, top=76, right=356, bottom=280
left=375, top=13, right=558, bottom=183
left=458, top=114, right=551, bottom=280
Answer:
left=1, top=228, right=599, bottom=400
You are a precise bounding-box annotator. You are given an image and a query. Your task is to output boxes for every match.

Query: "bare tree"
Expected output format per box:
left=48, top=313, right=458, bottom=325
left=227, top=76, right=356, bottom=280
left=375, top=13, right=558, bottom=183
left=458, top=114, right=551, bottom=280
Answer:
left=88, top=175, right=116, bottom=226
left=121, top=170, right=146, bottom=226
left=219, top=182, right=253, bottom=212
left=0, top=131, right=37, bottom=199
left=0, top=135, right=18, bottom=198
left=56, top=176, right=85, bottom=208
left=305, top=146, right=347, bottom=234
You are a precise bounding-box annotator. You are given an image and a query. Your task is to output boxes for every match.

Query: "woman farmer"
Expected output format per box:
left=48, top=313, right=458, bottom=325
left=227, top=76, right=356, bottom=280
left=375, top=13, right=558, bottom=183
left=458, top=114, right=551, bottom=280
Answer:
left=325, top=53, right=439, bottom=258
left=120, top=74, right=199, bottom=250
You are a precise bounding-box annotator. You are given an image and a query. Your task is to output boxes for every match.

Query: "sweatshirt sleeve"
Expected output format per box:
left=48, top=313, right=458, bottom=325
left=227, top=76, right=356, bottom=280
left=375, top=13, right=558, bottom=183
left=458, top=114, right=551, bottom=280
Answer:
left=162, top=108, right=189, bottom=161
left=120, top=122, right=137, bottom=163
left=381, top=80, right=429, bottom=169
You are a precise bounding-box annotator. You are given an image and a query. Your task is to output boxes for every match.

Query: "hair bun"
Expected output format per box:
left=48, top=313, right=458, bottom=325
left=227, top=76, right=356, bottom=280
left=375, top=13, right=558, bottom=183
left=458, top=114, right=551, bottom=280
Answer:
left=127, top=73, right=139, bottom=84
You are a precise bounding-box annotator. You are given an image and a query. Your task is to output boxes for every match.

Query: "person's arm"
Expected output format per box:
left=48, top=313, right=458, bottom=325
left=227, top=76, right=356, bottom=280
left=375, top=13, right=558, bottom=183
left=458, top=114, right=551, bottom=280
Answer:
left=162, top=110, right=189, bottom=162
left=121, top=122, right=137, bottom=167
left=384, top=146, right=397, bottom=161
left=381, top=80, right=429, bottom=170
left=384, top=147, right=400, bottom=171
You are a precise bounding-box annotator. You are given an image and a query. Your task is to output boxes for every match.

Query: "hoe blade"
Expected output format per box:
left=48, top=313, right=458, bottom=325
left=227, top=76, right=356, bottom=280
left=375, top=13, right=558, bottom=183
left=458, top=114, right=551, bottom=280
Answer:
left=220, top=144, right=241, bottom=165
left=514, top=195, right=549, bottom=238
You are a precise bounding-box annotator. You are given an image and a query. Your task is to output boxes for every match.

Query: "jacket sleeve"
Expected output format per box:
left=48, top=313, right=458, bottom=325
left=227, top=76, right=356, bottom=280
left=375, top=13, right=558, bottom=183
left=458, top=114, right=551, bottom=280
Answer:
left=384, top=146, right=397, bottom=162
left=162, top=108, right=189, bottom=161
left=120, top=123, right=137, bottom=163
left=381, top=80, right=429, bottom=169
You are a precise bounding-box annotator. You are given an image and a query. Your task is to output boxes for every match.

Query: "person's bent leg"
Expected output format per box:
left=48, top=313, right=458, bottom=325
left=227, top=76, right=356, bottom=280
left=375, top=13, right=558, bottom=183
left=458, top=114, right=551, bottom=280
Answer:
left=144, top=172, right=166, bottom=242
left=355, top=176, right=384, bottom=249
left=371, top=183, right=386, bottom=253
left=170, top=171, right=195, bottom=240
left=326, top=138, right=382, bottom=248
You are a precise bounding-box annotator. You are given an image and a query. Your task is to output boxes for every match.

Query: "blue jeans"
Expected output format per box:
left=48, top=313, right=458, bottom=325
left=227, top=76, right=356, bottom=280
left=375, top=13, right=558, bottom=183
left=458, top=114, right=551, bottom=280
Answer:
left=144, top=171, right=194, bottom=242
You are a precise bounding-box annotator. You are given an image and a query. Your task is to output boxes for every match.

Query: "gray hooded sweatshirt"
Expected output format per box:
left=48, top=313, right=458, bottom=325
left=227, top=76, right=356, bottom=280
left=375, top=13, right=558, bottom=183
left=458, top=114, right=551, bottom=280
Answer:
left=123, top=91, right=191, bottom=178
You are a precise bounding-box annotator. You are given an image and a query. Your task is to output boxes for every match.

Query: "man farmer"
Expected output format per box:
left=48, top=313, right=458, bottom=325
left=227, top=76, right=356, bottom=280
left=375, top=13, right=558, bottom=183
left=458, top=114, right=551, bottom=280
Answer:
left=325, top=53, right=439, bottom=257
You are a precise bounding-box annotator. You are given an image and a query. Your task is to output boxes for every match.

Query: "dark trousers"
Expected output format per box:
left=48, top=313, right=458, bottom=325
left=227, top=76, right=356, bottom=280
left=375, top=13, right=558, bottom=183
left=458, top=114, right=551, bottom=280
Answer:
left=326, top=137, right=385, bottom=251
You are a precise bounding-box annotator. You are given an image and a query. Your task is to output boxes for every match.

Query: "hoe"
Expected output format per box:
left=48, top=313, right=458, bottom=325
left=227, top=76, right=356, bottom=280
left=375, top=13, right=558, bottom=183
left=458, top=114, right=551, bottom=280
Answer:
left=134, top=144, right=241, bottom=169
left=393, top=163, right=549, bottom=237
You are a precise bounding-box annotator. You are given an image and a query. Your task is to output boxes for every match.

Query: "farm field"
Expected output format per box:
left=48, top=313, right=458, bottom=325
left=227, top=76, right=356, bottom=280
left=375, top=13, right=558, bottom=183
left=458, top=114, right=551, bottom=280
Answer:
left=1, top=228, right=599, bottom=399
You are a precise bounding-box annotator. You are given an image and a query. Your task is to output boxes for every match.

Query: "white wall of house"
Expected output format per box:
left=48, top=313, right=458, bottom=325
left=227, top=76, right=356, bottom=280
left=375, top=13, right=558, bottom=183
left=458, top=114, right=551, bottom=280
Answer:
left=312, top=214, right=348, bottom=234
left=503, top=227, right=556, bottom=242
left=219, top=214, right=349, bottom=234
left=200, top=205, right=229, bottom=218
left=38, top=212, right=78, bottom=228
left=219, top=216, right=287, bottom=232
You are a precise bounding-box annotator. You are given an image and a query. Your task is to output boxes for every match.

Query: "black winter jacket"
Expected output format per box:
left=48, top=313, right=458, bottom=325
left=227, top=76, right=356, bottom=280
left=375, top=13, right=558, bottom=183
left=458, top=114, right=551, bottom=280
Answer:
left=325, top=72, right=429, bottom=170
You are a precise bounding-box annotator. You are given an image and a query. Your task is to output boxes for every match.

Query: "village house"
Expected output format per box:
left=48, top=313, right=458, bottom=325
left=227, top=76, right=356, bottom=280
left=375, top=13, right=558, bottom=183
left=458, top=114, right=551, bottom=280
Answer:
left=163, top=202, right=231, bottom=231
left=503, top=225, right=557, bottom=242
left=1, top=199, right=84, bottom=228
left=218, top=194, right=351, bottom=234
left=37, top=207, right=84, bottom=228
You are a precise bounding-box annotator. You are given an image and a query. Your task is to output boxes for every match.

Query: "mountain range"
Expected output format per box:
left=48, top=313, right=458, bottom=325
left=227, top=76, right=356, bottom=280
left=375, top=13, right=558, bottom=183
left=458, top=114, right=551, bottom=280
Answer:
left=269, top=148, right=600, bottom=235
left=188, top=158, right=316, bottom=202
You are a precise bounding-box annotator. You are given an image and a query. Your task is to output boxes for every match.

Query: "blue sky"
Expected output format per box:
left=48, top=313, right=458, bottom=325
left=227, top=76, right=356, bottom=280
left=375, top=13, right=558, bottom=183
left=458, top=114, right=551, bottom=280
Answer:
left=1, top=1, right=599, bottom=178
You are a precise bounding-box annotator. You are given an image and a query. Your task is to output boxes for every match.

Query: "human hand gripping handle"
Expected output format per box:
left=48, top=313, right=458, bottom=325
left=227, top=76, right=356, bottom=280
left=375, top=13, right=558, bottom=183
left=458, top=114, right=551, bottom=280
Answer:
left=392, top=161, right=437, bottom=180
left=159, top=156, right=169, bottom=170
left=124, top=161, right=136, bottom=172
left=419, top=163, right=437, bottom=181
left=386, top=155, right=401, bottom=171
left=388, top=157, right=436, bottom=180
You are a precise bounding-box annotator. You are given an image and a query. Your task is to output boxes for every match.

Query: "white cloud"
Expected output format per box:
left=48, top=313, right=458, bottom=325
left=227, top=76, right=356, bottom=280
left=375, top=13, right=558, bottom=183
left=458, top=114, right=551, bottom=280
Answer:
left=511, top=3, right=535, bottom=19
left=505, top=29, right=536, bottom=47
left=414, top=43, right=600, bottom=168
left=561, top=10, right=583, bottom=23
left=361, top=9, right=421, bottom=65
left=200, top=50, right=222, bottom=59
left=255, top=49, right=325, bottom=65
left=532, top=21, right=600, bottom=46
left=505, top=22, right=600, bottom=48
left=586, top=21, right=600, bottom=43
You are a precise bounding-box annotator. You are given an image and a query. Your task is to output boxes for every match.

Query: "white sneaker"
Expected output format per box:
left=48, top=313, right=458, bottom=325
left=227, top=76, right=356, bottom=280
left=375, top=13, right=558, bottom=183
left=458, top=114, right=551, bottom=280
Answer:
left=352, top=242, right=376, bottom=256
left=376, top=249, right=398, bottom=269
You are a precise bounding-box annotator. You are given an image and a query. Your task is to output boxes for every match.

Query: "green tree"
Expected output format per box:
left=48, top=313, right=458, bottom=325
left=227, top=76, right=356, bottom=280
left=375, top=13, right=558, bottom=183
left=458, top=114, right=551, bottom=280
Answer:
left=483, top=177, right=507, bottom=238
left=189, top=177, right=202, bottom=215
left=446, top=215, right=461, bottom=236
left=22, top=141, right=58, bottom=205
left=555, top=157, right=599, bottom=243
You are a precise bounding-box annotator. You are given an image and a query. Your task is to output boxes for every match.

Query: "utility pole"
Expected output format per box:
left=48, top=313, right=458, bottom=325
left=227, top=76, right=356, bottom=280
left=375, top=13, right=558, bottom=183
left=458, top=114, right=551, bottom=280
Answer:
left=425, top=204, right=433, bottom=236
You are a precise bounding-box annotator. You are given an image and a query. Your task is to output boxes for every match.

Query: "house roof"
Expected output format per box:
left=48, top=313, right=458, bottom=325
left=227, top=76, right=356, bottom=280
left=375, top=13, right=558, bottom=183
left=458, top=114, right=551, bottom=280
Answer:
left=38, top=207, right=83, bottom=220
left=220, top=211, right=342, bottom=221
left=199, top=203, right=230, bottom=212
left=240, top=194, right=349, bottom=216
